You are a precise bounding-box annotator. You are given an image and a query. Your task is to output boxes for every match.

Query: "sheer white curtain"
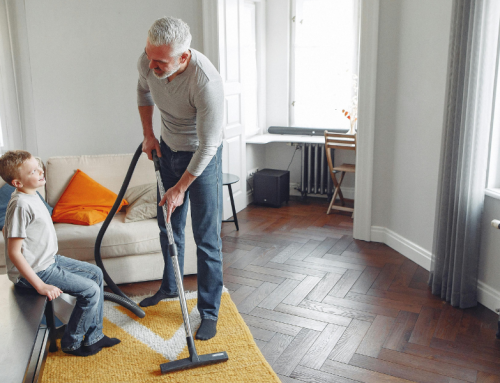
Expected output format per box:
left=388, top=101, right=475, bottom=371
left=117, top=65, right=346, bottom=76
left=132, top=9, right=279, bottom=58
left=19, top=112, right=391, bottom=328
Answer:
left=429, top=0, right=500, bottom=308
left=0, top=0, right=37, bottom=155
left=0, top=1, right=21, bottom=153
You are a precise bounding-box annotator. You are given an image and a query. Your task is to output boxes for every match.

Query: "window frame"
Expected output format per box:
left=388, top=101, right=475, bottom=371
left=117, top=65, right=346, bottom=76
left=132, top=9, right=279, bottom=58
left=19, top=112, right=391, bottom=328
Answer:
left=242, top=0, right=266, bottom=138
left=486, top=32, right=500, bottom=197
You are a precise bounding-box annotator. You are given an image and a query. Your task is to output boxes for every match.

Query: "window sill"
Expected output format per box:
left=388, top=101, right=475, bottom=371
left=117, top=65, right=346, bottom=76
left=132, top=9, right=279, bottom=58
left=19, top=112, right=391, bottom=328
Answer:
left=485, top=188, right=500, bottom=200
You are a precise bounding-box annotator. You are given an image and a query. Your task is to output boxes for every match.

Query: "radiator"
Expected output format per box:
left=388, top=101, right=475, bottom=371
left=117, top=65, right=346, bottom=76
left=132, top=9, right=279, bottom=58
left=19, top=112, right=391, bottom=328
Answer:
left=299, top=143, right=334, bottom=197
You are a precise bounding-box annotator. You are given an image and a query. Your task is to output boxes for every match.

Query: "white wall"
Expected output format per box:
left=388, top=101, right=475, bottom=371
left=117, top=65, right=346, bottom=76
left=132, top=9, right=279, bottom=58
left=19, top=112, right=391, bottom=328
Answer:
left=359, top=0, right=500, bottom=313
left=22, top=0, right=203, bottom=161
left=371, top=0, right=452, bottom=266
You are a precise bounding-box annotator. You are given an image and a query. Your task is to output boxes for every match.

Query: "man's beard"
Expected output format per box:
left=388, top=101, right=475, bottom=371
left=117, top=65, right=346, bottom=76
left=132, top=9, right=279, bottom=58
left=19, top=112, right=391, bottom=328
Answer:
left=153, top=64, right=180, bottom=80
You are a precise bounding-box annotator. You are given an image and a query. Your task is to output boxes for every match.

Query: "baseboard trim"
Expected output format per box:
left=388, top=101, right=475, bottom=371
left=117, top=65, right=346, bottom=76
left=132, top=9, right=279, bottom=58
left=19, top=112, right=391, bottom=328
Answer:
left=477, top=280, right=500, bottom=313
left=371, top=226, right=500, bottom=312
left=371, top=226, right=432, bottom=270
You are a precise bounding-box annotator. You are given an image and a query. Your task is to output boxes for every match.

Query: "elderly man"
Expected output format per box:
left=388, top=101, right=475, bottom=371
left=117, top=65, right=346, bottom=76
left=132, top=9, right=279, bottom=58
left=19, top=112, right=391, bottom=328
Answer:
left=137, top=16, right=224, bottom=341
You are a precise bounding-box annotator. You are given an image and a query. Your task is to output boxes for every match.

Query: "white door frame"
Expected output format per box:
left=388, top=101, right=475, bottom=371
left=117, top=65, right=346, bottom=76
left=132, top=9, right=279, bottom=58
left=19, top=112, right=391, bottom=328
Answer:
left=203, top=0, right=248, bottom=220
left=353, top=0, right=379, bottom=241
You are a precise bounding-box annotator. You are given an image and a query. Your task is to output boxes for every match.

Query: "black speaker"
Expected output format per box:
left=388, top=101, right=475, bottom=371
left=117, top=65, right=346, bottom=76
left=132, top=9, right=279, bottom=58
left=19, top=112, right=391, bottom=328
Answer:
left=253, top=169, right=290, bottom=207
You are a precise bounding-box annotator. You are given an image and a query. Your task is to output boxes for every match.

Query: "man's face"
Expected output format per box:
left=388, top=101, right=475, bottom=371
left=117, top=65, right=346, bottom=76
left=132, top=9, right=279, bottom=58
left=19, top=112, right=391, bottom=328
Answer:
left=15, top=156, right=45, bottom=191
left=145, top=40, right=181, bottom=79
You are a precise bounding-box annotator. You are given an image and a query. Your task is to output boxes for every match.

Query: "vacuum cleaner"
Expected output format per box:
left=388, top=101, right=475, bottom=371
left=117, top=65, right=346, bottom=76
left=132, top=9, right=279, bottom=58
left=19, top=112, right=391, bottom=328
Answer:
left=95, top=144, right=228, bottom=372
left=151, top=149, right=229, bottom=373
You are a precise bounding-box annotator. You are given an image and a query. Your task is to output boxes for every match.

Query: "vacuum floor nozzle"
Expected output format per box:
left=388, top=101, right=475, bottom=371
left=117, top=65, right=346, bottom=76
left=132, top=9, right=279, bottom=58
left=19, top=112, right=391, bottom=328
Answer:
left=160, top=351, right=229, bottom=374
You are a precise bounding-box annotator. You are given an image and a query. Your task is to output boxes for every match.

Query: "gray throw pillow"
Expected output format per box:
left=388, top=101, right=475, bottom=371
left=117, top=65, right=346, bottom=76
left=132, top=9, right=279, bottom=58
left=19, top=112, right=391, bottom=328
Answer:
left=123, top=183, right=157, bottom=222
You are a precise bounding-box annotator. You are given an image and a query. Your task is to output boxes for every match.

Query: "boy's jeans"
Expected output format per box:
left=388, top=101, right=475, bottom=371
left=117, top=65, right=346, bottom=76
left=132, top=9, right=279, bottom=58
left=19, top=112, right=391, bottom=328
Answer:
left=157, top=139, right=223, bottom=321
left=16, top=255, right=104, bottom=351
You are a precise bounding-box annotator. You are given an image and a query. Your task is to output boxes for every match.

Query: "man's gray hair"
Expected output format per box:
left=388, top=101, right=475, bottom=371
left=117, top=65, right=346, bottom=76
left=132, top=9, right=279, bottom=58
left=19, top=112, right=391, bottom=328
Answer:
left=148, top=16, right=192, bottom=57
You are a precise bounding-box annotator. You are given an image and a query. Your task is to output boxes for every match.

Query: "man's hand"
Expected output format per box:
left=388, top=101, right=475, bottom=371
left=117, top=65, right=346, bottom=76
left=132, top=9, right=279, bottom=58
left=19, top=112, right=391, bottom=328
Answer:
left=159, top=185, right=185, bottom=223
left=138, top=105, right=158, bottom=160
left=142, top=134, right=162, bottom=161
left=37, top=283, right=63, bottom=301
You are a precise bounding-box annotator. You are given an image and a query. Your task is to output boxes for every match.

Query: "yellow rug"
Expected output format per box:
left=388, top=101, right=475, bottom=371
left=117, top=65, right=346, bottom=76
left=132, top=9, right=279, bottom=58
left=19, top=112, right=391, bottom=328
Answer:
left=42, top=290, right=280, bottom=383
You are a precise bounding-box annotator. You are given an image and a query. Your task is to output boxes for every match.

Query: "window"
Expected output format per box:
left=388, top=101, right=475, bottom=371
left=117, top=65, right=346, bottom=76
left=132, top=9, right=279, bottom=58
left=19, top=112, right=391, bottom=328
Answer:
left=290, top=0, right=360, bottom=131
left=487, top=47, right=500, bottom=192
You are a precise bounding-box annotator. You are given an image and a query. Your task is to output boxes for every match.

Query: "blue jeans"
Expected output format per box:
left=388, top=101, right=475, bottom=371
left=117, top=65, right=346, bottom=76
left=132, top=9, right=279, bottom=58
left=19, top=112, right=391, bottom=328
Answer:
left=157, top=139, right=223, bottom=321
left=16, top=255, right=104, bottom=351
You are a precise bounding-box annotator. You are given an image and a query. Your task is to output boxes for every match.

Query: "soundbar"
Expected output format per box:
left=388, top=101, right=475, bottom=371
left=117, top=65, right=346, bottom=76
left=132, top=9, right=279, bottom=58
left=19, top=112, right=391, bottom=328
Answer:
left=268, top=126, right=349, bottom=136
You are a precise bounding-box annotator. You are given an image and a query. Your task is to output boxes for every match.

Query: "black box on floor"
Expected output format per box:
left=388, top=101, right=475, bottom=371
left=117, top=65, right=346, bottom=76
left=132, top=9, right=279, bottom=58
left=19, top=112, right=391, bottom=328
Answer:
left=253, top=169, right=290, bottom=207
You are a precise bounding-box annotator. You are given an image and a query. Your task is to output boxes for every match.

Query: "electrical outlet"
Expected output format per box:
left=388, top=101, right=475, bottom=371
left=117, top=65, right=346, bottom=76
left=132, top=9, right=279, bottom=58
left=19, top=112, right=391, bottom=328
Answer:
left=247, top=168, right=259, bottom=178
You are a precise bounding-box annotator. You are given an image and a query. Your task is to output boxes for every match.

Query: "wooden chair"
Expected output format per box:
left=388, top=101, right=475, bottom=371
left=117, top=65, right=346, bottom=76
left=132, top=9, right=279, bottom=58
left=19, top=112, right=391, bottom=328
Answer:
left=324, top=131, right=356, bottom=215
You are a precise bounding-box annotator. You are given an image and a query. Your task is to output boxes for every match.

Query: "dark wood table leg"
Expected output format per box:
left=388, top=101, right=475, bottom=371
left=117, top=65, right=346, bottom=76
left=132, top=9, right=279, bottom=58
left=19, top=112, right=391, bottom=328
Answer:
left=227, top=184, right=239, bottom=231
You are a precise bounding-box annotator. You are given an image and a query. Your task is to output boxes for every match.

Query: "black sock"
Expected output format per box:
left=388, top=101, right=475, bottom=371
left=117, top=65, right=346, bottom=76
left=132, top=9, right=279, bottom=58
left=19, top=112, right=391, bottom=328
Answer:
left=83, top=335, right=121, bottom=356
left=63, top=346, right=91, bottom=357
left=139, top=290, right=179, bottom=307
left=196, top=318, right=217, bottom=340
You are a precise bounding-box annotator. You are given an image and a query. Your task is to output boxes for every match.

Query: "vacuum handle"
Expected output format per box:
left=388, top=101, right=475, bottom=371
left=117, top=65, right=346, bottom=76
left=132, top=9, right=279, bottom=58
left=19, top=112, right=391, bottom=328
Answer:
left=152, top=149, right=161, bottom=172
left=152, top=148, right=177, bottom=254
left=151, top=147, right=193, bottom=344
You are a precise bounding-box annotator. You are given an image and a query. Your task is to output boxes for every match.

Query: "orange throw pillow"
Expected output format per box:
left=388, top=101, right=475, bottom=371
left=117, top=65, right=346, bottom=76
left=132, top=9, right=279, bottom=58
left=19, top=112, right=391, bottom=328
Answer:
left=52, top=170, right=128, bottom=225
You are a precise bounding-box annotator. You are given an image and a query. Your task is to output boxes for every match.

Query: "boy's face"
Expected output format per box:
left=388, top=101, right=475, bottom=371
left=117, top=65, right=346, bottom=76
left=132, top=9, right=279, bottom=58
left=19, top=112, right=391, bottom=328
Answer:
left=12, top=156, right=45, bottom=193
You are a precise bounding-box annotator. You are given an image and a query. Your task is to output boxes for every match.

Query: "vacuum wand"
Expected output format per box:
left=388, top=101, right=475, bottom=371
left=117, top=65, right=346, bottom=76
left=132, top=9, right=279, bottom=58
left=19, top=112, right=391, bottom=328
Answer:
left=152, top=150, right=228, bottom=373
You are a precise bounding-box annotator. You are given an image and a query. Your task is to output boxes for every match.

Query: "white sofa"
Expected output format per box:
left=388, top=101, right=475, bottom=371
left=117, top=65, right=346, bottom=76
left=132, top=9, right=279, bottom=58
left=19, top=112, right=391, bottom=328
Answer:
left=0, top=152, right=197, bottom=283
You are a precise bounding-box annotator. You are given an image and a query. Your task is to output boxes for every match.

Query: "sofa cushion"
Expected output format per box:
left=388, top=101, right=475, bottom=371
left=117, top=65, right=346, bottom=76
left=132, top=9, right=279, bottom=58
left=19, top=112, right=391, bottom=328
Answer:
left=55, top=212, right=160, bottom=262
left=37, top=192, right=53, bottom=216
left=46, top=153, right=155, bottom=207
left=52, top=169, right=128, bottom=226
left=123, top=183, right=157, bottom=222
left=0, top=184, right=15, bottom=230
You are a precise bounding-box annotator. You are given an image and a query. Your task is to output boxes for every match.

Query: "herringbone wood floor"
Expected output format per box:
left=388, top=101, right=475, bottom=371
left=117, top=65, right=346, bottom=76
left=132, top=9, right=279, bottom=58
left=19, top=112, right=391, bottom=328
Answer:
left=116, top=198, right=500, bottom=383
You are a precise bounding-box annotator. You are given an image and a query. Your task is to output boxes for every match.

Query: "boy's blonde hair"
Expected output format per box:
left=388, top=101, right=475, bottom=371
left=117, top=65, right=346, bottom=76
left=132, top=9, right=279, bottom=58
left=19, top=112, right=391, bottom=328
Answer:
left=0, top=150, right=33, bottom=185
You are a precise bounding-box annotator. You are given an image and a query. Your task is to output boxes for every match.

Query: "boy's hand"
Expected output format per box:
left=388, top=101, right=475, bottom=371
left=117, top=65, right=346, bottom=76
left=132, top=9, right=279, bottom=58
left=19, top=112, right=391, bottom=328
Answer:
left=37, top=283, right=63, bottom=301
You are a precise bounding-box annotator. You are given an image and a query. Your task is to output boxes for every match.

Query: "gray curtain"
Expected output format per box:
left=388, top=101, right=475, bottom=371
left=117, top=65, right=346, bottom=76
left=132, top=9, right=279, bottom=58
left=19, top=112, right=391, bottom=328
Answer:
left=429, top=0, right=500, bottom=309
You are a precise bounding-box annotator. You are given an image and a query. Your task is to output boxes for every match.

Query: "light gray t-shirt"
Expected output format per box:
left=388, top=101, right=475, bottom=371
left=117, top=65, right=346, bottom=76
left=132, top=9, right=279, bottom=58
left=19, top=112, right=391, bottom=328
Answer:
left=3, top=190, right=57, bottom=283
left=137, top=48, right=224, bottom=176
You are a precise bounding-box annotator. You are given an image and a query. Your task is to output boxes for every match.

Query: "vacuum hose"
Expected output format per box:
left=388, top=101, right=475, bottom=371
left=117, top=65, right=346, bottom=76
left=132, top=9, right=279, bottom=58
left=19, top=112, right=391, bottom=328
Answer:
left=94, top=143, right=146, bottom=318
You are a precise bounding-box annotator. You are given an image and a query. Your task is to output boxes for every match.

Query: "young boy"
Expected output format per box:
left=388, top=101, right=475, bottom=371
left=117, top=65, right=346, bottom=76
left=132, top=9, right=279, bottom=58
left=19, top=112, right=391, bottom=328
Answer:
left=0, top=150, right=120, bottom=357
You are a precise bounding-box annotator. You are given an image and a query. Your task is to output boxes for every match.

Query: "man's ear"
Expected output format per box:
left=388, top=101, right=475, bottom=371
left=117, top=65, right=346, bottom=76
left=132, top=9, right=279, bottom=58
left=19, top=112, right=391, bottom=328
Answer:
left=180, top=51, right=189, bottom=63
left=11, top=179, right=21, bottom=188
